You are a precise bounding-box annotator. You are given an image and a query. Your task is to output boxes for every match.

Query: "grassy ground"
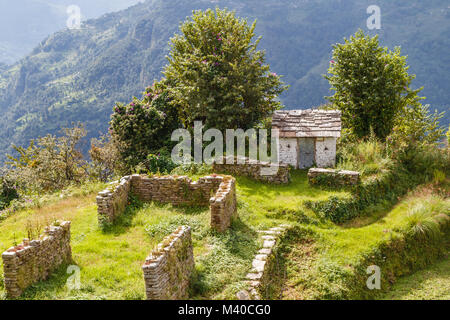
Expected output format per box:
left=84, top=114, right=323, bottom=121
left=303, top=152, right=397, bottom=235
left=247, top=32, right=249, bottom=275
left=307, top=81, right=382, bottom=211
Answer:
left=281, top=186, right=450, bottom=299
left=0, top=171, right=447, bottom=300
left=0, top=170, right=348, bottom=300
left=381, top=254, right=449, bottom=300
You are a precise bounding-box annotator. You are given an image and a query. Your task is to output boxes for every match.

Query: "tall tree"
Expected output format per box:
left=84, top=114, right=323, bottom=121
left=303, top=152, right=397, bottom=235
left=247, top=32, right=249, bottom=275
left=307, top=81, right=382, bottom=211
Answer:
left=325, top=30, right=422, bottom=140
left=163, top=8, right=288, bottom=131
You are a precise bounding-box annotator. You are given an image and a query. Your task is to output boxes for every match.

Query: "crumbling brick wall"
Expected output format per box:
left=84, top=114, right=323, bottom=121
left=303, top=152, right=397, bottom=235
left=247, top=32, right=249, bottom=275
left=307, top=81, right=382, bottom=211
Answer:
left=142, top=226, right=194, bottom=300
left=2, top=221, right=72, bottom=298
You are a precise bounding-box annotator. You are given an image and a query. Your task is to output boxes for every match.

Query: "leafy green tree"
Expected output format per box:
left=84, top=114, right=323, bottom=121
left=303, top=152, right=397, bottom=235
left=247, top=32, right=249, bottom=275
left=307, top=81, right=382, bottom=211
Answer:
left=163, top=8, right=288, bottom=131
left=390, top=103, right=445, bottom=146
left=325, top=30, right=422, bottom=140
left=6, top=124, right=88, bottom=193
left=109, top=80, right=181, bottom=168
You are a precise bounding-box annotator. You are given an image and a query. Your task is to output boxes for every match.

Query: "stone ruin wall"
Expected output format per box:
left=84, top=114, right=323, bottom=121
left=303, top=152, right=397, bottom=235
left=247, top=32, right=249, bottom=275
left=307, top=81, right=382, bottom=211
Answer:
left=210, top=177, right=237, bottom=232
left=96, top=176, right=131, bottom=224
left=97, top=174, right=237, bottom=232
left=308, top=168, right=360, bottom=186
left=142, top=226, right=194, bottom=300
left=212, top=156, right=290, bottom=184
left=238, top=225, right=289, bottom=300
left=131, top=174, right=222, bottom=206
left=2, top=221, right=72, bottom=298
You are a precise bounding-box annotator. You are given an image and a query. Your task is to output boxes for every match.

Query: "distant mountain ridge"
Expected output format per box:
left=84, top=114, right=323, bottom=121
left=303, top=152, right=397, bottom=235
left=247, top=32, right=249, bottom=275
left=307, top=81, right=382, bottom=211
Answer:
left=0, top=0, right=143, bottom=64
left=0, top=0, right=448, bottom=162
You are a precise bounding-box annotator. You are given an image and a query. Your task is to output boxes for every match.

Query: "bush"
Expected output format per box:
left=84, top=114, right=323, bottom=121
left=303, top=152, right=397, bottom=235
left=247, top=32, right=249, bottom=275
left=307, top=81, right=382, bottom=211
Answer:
left=326, top=29, right=421, bottom=140
left=337, top=134, right=392, bottom=177
left=89, top=134, right=125, bottom=181
left=0, top=175, right=18, bottom=210
left=6, top=123, right=88, bottom=194
left=142, top=152, right=177, bottom=175
left=110, top=80, right=181, bottom=169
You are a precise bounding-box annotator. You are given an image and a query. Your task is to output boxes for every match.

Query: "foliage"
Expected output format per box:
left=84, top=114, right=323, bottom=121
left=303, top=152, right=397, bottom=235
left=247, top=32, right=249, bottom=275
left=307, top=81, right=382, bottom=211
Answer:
left=389, top=103, right=445, bottom=148
left=0, top=173, right=18, bottom=210
left=0, top=1, right=449, bottom=164
left=170, top=162, right=213, bottom=176
left=109, top=80, right=181, bottom=169
left=6, top=124, right=88, bottom=194
left=142, top=153, right=177, bottom=175
left=89, top=134, right=125, bottom=182
left=446, top=125, right=450, bottom=146
left=337, top=134, right=392, bottom=177
left=163, top=8, right=288, bottom=131
left=325, top=30, right=422, bottom=140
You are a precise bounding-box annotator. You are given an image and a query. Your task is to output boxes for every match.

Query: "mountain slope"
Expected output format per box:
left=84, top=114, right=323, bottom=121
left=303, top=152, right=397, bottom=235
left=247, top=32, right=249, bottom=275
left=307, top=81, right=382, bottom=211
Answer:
left=0, top=0, right=143, bottom=64
left=0, top=0, right=449, bottom=162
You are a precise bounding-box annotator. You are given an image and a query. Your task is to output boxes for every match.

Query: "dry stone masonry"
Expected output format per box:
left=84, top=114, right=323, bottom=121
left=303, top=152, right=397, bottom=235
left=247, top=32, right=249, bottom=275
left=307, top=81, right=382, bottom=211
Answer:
left=308, top=168, right=360, bottom=186
left=2, top=221, right=72, bottom=298
left=237, top=224, right=289, bottom=300
left=96, top=176, right=131, bottom=224
left=142, top=226, right=194, bottom=300
left=212, top=156, right=290, bottom=184
left=97, top=174, right=237, bottom=232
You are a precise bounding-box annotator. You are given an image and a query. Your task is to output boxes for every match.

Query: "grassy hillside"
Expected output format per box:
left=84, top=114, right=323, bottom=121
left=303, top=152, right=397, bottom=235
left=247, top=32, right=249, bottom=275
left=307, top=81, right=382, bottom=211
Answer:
left=381, top=256, right=449, bottom=300
left=0, top=0, right=449, bottom=163
left=0, top=170, right=448, bottom=300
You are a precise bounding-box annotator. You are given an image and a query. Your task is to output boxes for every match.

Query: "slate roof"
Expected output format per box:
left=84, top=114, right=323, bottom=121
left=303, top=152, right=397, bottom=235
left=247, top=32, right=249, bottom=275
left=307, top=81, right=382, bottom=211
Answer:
left=272, top=109, right=341, bottom=138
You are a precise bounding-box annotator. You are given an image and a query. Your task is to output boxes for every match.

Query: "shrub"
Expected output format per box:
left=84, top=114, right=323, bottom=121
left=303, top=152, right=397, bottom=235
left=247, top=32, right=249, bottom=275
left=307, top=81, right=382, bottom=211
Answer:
left=337, top=135, right=392, bottom=177
left=6, top=123, right=88, bottom=194
left=143, top=153, right=177, bottom=175
left=110, top=80, right=181, bottom=169
left=89, top=134, right=125, bottom=181
left=325, top=29, right=421, bottom=140
left=171, top=163, right=213, bottom=176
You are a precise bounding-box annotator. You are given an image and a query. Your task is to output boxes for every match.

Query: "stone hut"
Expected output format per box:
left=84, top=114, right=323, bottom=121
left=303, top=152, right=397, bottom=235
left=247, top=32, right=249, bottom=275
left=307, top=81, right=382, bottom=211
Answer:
left=272, top=109, right=341, bottom=169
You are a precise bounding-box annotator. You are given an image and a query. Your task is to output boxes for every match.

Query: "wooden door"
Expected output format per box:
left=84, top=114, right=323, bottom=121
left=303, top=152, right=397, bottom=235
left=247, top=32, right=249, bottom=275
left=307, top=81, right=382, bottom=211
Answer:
left=298, top=138, right=315, bottom=169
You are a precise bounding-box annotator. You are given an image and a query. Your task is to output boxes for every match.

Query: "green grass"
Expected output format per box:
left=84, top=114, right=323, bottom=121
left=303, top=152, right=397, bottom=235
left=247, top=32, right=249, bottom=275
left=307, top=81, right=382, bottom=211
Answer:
left=0, top=170, right=447, bottom=300
left=381, top=255, right=450, bottom=300
left=281, top=188, right=450, bottom=299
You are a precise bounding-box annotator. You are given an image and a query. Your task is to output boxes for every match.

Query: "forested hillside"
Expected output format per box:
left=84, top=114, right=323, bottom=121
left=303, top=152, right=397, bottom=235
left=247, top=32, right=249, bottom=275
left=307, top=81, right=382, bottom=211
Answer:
left=0, top=0, right=142, bottom=64
left=0, top=0, right=448, bottom=162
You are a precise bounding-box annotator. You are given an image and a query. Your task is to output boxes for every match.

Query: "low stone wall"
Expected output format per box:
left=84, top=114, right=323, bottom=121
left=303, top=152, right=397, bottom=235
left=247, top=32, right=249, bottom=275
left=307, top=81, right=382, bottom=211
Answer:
left=210, top=176, right=237, bottom=232
left=2, top=221, right=72, bottom=298
left=212, top=156, right=290, bottom=184
left=142, top=226, right=194, bottom=300
left=96, top=174, right=237, bottom=232
left=237, top=224, right=289, bottom=300
left=96, top=176, right=131, bottom=224
left=308, top=168, right=360, bottom=186
left=131, top=174, right=222, bottom=206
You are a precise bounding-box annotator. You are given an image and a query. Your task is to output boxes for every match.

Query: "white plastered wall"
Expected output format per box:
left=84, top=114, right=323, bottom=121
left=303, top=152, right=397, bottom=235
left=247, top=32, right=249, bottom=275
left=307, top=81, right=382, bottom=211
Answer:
left=278, top=138, right=298, bottom=168
left=314, top=137, right=336, bottom=168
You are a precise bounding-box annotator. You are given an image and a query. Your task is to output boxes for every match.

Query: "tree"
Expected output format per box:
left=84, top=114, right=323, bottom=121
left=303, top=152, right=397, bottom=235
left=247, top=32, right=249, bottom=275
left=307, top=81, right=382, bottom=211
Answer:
left=89, top=133, right=124, bottom=181
left=163, top=8, right=288, bottom=131
left=6, top=123, right=88, bottom=193
left=325, top=30, right=422, bottom=140
left=390, top=103, right=445, bottom=147
left=109, top=80, right=181, bottom=169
